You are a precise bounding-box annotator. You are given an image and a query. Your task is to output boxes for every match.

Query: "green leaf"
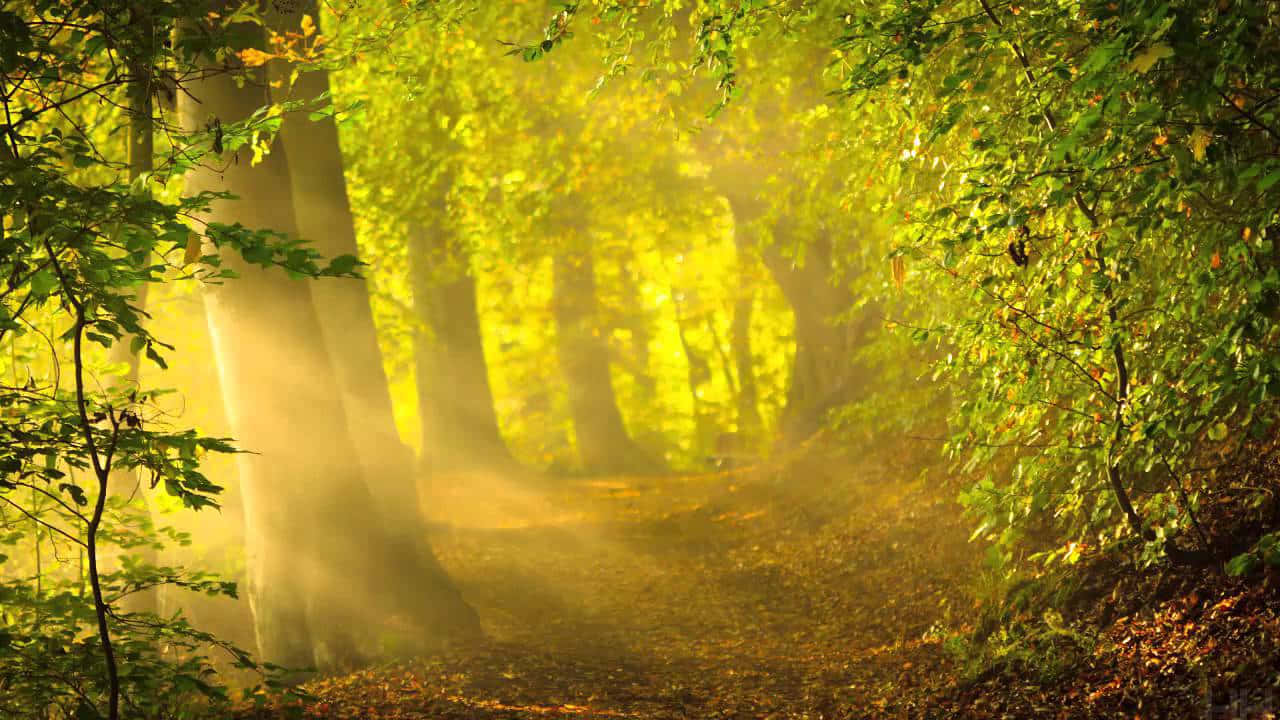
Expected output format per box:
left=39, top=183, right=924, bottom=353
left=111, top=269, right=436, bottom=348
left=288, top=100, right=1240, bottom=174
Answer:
left=1207, top=422, right=1228, bottom=441
left=325, top=254, right=361, bottom=276
left=29, top=269, right=57, bottom=297
left=59, top=483, right=88, bottom=507
left=1226, top=551, right=1260, bottom=577
left=1128, top=43, right=1173, bottom=74
left=1258, top=169, right=1280, bottom=192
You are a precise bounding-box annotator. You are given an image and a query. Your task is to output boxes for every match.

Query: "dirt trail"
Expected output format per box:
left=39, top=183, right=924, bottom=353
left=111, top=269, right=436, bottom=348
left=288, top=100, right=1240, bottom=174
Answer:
left=303, top=453, right=977, bottom=719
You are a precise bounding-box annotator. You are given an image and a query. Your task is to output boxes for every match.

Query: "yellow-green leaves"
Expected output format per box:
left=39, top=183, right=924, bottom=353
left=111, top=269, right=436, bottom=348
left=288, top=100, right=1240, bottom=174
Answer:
left=1127, top=43, right=1173, bottom=74
left=1188, top=127, right=1212, bottom=161
left=1207, top=421, right=1228, bottom=442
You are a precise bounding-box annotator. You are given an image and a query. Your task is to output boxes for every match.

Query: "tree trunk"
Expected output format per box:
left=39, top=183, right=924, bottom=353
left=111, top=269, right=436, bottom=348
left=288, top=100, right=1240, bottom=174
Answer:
left=265, top=3, right=480, bottom=650
left=730, top=288, right=762, bottom=441
left=181, top=27, right=476, bottom=670
left=265, top=5, right=421, bottom=546
left=723, top=231, right=762, bottom=442
left=728, top=199, right=867, bottom=443
left=408, top=221, right=516, bottom=473
left=553, top=251, right=662, bottom=474
left=671, top=286, right=716, bottom=451
left=110, top=28, right=156, bottom=615
left=759, top=229, right=860, bottom=442
left=616, top=255, right=656, bottom=397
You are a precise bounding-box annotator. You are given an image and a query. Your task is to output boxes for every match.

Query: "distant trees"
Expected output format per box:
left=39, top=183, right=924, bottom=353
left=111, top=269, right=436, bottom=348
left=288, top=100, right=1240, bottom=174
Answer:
left=554, top=0, right=1280, bottom=572
left=553, top=244, right=665, bottom=474
left=410, top=209, right=516, bottom=473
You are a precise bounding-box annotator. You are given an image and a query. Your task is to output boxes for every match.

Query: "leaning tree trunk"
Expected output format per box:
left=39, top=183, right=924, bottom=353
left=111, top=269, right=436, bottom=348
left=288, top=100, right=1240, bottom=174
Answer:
left=553, top=250, right=663, bottom=474
left=265, top=4, right=422, bottom=544
left=265, top=4, right=480, bottom=649
left=408, top=220, right=516, bottom=473
left=181, top=24, right=476, bottom=670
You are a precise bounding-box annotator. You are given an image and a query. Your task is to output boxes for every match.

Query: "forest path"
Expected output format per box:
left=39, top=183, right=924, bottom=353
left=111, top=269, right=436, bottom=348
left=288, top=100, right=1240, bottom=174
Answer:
left=303, top=450, right=977, bottom=719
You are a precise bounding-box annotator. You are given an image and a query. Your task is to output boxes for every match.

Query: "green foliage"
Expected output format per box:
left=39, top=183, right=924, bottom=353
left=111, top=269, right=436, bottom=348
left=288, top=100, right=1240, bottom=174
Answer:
left=850, top=0, right=1280, bottom=566
left=558, top=0, right=1280, bottom=573
left=8, top=0, right=1279, bottom=707
left=1, top=0, right=358, bottom=715
left=1226, top=531, right=1280, bottom=577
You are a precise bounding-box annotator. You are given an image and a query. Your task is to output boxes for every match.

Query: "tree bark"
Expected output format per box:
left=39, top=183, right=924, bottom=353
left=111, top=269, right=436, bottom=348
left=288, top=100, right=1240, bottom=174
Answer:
left=181, top=25, right=476, bottom=670
left=615, top=255, right=657, bottom=397
left=760, top=229, right=860, bottom=442
left=553, top=251, right=663, bottom=474
left=265, top=3, right=481, bottom=649
left=671, top=286, right=716, bottom=450
left=408, top=221, right=516, bottom=473
left=265, top=5, right=420, bottom=545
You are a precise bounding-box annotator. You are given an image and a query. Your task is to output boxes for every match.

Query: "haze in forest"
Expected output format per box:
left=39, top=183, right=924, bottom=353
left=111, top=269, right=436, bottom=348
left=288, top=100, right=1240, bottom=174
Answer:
left=5, top=2, right=1280, bottom=719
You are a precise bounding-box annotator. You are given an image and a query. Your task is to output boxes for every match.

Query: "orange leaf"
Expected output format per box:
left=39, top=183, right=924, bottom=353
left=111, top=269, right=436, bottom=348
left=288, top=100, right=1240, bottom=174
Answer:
left=237, top=48, right=273, bottom=67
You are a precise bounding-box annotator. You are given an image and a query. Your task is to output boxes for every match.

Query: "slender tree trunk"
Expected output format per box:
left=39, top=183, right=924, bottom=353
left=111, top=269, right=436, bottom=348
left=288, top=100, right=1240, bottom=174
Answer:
left=408, top=221, right=515, bottom=473
left=671, top=286, right=716, bottom=450
left=553, top=250, right=662, bottom=474
left=723, top=232, right=761, bottom=441
left=110, top=4, right=157, bottom=617
left=616, top=256, right=656, bottom=397
left=730, top=289, right=762, bottom=440
left=181, top=28, right=476, bottom=670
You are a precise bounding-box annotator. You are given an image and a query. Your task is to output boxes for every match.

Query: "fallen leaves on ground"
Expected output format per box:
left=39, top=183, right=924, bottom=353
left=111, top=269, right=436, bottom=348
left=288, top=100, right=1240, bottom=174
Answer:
left=243, top=446, right=1280, bottom=719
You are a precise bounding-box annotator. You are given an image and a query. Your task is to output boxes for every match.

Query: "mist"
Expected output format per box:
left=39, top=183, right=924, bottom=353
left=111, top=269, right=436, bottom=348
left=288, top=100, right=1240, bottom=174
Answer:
left=5, top=1, right=1280, bottom=719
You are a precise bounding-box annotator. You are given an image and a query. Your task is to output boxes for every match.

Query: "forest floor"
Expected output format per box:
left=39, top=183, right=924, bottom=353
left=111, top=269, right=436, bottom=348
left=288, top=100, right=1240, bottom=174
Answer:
left=273, top=445, right=1280, bottom=719
left=285, top=445, right=983, bottom=719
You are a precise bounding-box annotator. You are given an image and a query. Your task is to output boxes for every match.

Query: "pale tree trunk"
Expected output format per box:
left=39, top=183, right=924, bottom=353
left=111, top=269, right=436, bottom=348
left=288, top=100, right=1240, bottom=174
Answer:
left=615, top=255, right=656, bottom=397
left=181, top=56, right=345, bottom=669
left=671, top=286, right=716, bottom=450
left=265, top=5, right=420, bottom=542
left=553, top=249, right=663, bottom=474
left=181, top=23, right=476, bottom=670
left=265, top=5, right=480, bottom=649
left=408, top=221, right=516, bottom=473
